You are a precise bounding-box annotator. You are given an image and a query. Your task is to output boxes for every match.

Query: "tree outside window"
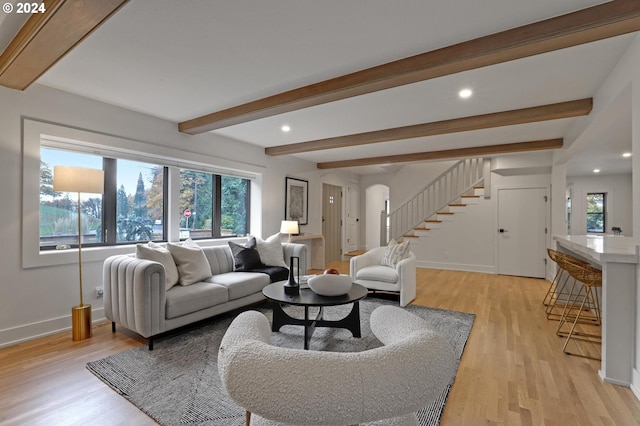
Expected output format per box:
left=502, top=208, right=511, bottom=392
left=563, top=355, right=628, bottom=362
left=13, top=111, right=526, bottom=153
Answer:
left=586, top=193, right=606, bottom=233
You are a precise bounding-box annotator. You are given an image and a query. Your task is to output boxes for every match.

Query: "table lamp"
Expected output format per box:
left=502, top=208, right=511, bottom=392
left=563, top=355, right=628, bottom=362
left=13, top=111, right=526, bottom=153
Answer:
left=53, top=166, right=104, bottom=341
left=280, top=220, right=299, bottom=242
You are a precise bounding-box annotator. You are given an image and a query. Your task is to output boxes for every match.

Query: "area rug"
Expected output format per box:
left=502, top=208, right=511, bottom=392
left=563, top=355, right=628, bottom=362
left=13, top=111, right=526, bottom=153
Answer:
left=87, top=298, right=474, bottom=425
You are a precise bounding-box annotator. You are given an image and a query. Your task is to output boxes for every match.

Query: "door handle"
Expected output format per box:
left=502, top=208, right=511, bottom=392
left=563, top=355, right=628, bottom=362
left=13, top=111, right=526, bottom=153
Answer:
left=499, top=228, right=508, bottom=233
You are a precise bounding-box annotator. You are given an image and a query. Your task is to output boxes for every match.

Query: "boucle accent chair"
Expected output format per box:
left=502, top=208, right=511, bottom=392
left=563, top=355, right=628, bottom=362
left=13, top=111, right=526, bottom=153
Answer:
left=350, top=247, right=417, bottom=307
left=218, top=305, right=456, bottom=426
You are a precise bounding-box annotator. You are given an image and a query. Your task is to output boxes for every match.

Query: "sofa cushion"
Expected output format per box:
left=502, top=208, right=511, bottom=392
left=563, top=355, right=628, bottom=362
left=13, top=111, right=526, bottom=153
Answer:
left=202, top=245, right=235, bottom=275
left=208, top=272, right=270, bottom=300
left=165, top=282, right=229, bottom=319
left=356, top=265, right=398, bottom=284
left=229, top=238, right=264, bottom=271
left=248, top=266, right=289, bottom=283
left=253, top=234, right=287, bottom=268
left=136, top=242, right=179, bottom=291
left=167, top=240, right=212, bottom=286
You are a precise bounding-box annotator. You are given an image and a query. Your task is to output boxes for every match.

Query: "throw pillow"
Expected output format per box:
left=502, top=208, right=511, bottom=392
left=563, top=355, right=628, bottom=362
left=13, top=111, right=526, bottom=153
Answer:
left=167, top=239, right=211, bottom=286
left=229, top=237, right=264, bottom=271
left=136, top=242, right=180, bottom=291
left=253, top=233, right=287, bottom=268
left=380, top=239, right=410, bottom=268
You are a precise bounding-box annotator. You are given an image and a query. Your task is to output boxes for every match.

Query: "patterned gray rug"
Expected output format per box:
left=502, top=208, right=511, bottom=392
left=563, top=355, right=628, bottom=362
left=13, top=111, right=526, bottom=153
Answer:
left=87, top=298, right=474, bottom=425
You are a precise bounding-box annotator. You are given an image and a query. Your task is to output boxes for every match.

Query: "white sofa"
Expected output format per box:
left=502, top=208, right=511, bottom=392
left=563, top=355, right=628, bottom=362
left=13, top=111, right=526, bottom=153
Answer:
left=103, top=243, right=306, bottom=349
left=218, top=305, right=456, bottom=425
left=350, top=246, right=417, bottom=307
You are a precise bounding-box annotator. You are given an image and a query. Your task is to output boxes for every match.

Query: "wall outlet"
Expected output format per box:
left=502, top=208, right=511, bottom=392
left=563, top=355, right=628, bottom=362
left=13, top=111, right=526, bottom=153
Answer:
left=95, top=286, right=104, bottom=298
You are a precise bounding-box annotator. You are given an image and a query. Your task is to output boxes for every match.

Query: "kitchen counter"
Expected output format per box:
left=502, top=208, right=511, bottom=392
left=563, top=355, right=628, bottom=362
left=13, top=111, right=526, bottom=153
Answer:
left=553, top=234, right=638, bottom=388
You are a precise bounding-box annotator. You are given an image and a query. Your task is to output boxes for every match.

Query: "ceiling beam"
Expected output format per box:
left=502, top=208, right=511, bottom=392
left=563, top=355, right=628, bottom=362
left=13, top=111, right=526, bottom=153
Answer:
left=178, top=1, right=640, bottom=134
left=0, top=0, right=129, bottom=91
left=265, top=99, right=591, bottom=156
left=316, top=139, right=564, bottom=169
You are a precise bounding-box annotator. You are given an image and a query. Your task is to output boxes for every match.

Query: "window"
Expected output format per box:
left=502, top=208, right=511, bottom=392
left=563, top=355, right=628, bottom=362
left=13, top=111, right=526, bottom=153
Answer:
left=179, top=169, right=250, bottom=239
left=113, top=159, right=166, bottom=244
left=40, top=149, right=104, bottom=248
left=586, top=193, right=606, bottom=233
left=40, top=147, right=167, bottom=249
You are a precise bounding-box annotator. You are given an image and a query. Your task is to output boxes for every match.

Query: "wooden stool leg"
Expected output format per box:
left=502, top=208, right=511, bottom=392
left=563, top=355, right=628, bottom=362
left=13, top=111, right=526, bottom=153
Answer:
left=246, top=410, right=251, bottom=426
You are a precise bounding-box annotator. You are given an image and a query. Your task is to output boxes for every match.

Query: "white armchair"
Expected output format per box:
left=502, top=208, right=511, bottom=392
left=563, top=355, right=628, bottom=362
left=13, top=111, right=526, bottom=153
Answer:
left=350, top=247, right=417, bottom=307
left=218, top=306, right=455, bottom=426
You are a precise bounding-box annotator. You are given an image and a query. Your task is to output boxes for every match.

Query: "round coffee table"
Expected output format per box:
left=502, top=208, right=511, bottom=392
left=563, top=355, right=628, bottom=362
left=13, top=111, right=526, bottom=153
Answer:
left=262, top=281, right=368, bottom=350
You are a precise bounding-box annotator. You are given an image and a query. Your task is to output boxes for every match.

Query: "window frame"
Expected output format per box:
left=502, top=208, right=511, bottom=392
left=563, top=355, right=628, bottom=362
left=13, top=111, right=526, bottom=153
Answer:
left=586, top=192, right=606, bottom=233
left=178, top=170, right=251, bottom=240
left=23, top=119, right=260, bottom=269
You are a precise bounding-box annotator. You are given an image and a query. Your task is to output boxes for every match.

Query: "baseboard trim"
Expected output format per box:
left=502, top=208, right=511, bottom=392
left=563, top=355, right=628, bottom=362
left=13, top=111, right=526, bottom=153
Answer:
left=0, top=307, right=105, bottom=348
left=630, top=369, right=640, bottom=401
left=416, top=260, right=495, bottom=274
left=599, top=368, right=632, bottom=387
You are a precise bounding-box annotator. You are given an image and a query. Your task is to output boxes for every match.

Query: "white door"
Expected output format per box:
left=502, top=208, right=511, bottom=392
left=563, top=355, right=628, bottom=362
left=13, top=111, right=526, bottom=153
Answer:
left=497, top=187, right=547, bottom=278
left=346, top=184, right=359, bottom=253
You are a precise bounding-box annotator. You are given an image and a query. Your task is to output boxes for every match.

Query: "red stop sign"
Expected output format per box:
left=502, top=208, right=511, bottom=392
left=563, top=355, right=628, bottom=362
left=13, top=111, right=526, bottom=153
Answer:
left=184, top=209, right=191, bottom=218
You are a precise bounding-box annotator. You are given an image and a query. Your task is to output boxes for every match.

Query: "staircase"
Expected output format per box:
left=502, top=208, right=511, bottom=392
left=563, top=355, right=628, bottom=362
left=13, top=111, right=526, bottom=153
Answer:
left=387, top=158, right=486, bottom=242
left=401, top=185, right=485, bottom=240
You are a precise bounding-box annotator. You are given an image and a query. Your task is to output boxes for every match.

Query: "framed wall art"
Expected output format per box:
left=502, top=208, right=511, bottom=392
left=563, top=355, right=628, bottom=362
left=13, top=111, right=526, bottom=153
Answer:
left=285, top=177, right=308, bottom=225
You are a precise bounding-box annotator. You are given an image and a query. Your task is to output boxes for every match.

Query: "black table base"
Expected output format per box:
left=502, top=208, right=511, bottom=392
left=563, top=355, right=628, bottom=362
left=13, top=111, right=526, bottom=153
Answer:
left=270, top=301, right=362, bottom=350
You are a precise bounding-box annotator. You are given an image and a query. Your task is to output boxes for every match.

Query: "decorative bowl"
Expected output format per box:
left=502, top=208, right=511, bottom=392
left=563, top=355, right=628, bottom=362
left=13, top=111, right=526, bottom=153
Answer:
left=307, top=274, right=353, bottom=296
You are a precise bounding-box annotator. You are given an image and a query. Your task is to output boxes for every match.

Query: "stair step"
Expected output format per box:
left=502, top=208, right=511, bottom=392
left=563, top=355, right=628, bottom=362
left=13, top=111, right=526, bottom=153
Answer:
left=423, top=219, right=443, bottom=229
left=448, top=203, right=467, bottom=213
left=473, top=186, right=485, bottom=196
left=402, top=234, right=419, bottom=238
left=437, top=211, right=455, bottom=221
left=413, top=226, right=430, bottom=237
left=460, top=195, right=480, bottom=204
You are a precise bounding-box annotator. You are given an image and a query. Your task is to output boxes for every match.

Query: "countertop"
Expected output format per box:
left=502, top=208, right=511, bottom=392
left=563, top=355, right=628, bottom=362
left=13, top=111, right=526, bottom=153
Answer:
left=553, top=234, right=639, bottom=264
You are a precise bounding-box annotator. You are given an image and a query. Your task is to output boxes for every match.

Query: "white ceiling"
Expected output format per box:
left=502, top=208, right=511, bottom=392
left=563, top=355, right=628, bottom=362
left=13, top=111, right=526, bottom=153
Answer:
left=5, top=0, right=636, bottom=175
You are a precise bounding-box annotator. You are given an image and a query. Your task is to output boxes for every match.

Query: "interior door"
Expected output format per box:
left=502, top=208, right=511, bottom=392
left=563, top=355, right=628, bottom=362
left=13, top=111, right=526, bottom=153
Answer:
left=322, top=184, right=342, bottom=264
left=346, top=183, right=359, bottom=254
left=497, top=187, right=547, bottom=278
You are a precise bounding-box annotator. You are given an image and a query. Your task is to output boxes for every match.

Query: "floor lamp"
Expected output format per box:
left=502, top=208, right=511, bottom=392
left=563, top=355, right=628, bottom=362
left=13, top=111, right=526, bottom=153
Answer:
left=53, top=166, right=104, bottom=341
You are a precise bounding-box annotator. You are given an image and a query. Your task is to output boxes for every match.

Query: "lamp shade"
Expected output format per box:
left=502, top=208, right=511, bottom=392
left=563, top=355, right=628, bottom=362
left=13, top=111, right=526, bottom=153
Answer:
left=280, top=220, right=299, bottom=235
left=53, top=166, right=104, bottom=194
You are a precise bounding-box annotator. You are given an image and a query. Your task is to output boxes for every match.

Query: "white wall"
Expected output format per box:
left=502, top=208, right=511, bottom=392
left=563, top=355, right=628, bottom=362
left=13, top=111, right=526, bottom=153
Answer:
left=567, top=174, right=633, bottom=236
left=0, top=83, right=321, bottom=346
left=387, top=161, right=458, bottom=210
left=365, top=184, right=388, bottom=250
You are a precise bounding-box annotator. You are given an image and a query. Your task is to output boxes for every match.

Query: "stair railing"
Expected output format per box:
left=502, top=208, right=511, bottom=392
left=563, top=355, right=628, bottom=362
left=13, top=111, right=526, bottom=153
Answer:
left=387, top=157, right=484, bottom=242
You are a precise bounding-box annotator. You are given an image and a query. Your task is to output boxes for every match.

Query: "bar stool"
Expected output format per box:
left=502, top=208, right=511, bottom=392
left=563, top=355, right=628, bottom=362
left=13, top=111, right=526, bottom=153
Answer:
left=543, top=249, right=566, bottom=307
left=555, top=260, right=602, bottom=359
left=544, top=250, right=590, bottom=321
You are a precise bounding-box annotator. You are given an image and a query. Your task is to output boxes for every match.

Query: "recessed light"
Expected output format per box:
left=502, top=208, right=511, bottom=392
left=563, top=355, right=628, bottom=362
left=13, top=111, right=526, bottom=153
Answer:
left=623, top=152, right=632, bottom=157
left=593, top=169, right=601, bottom=173
left=281, top=125, right=291, bottom=132
left=459, top=88, right=473, bottom=99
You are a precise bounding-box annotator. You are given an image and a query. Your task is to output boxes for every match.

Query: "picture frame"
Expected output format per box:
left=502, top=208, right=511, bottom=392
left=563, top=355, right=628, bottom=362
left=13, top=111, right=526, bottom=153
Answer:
left=285, top=177, right=308, bottom=225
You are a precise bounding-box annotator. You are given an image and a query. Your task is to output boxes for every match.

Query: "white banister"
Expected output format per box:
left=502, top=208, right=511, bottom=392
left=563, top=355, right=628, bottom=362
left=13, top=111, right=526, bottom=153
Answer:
left=386, top=158, right=485, bottom=242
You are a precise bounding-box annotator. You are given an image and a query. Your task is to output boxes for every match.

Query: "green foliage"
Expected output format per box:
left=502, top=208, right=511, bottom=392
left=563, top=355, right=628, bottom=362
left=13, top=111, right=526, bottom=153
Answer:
left=117, top=217, right=153, bottom=242
left=221, top=176, right=247, bottom=235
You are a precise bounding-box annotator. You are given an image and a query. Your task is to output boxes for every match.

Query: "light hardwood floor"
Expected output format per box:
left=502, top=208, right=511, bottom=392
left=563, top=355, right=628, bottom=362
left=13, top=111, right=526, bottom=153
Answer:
left=2, top=265, right=640, bottom=425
